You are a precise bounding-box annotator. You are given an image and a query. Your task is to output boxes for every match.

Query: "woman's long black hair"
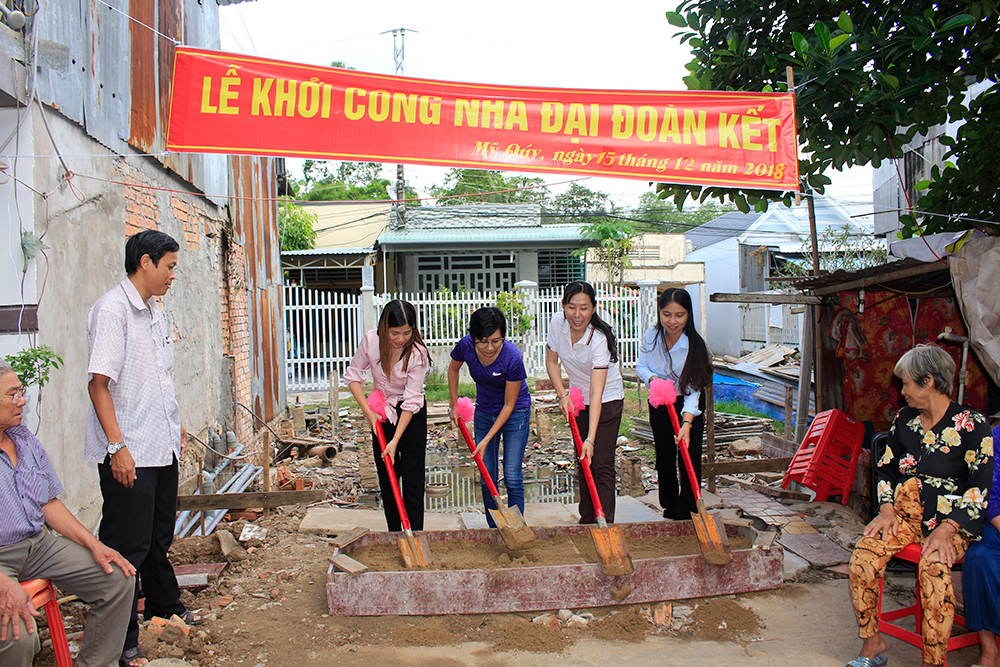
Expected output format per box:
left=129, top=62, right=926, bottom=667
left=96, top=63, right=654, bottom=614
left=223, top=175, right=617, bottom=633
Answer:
left=651, top=287, right=711, bottom=394
left=562, top=281, right=618, bottom=363
left=377, top=300, right=426, bottom=379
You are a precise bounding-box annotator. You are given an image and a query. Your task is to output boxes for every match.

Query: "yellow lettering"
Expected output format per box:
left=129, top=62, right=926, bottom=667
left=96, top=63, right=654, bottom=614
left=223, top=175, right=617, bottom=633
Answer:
left=589, top=104, right=599, bottom=136
left=391, top=93, right=418, bottom=123
left=541, top=102, right=563, bottom=133
left=321, top=83, right=332, bottom=119
left=762, top=118, right=781, bottom=151
left=420, top=96, right=442, bottom=125
left=683, top=109, right=707, bottom=145
left=718, top=113, right=741, bottom=148
left=297, top=80, right=321, bottom=118
left=742, top=115, right=763, bottom=151
left=369, top=90, right=391, bottom=122
left=636, top=106, right=657, bottom=142
left=564, top=103, right=589, bottom=137
left=345, top=87, right=365, bottom=120
left=658, top=107, right=681, bottom=143
left=482, top=100, right=504, bottom=129
left=274, top=79, right=296, bottom=117
left=505, top=101, right=528, bottom=131
left=455, top=99, right=479, bottom=127
left=251, top=78, right=272, bottom=116
left=200, top=77, right=217, bottom=114
left=218, top=77, right=240, bottom=115
left=611, top=104, right=634, bottom=139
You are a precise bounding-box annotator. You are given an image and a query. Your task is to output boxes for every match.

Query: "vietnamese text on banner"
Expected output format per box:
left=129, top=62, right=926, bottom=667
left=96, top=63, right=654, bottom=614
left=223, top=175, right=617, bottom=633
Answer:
left=166, top=48, right=799, bottom=191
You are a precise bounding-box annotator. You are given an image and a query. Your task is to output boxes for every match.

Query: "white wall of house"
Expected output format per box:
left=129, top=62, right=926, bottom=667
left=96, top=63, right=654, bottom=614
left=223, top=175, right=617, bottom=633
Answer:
left=687, top=237, right=741, bottom=357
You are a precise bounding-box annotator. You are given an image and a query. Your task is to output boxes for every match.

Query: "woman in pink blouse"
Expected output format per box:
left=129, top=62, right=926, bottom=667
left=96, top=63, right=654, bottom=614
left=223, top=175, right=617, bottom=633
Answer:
left=345, top=300, right=429, bottom=531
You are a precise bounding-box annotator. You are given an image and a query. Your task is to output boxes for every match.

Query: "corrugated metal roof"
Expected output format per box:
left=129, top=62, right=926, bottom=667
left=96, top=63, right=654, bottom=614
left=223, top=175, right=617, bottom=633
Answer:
left=282, top=247, right=374, bottom=257
left=793, top=257, right=949, bottom=292
left=379, top=223, right=586, bottom=247
left=685, top=211, right=763, bottom=250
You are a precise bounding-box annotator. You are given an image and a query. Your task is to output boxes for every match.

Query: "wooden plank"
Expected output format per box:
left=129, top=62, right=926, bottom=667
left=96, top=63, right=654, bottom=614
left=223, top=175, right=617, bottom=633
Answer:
left=710, top=292, right=821, bottom=305
left=718, top=475, right=811, bottom=501
left=330, top=527, right=370, bottom=549
left=329, top=554, right=368, bottom=575
left=760, top=433, right=799, bottom=458
left=176, top=489, right=324, bottom=511
left=810, top=259, right=948, bottom=295
left=703, top=457, right=793, bottom=476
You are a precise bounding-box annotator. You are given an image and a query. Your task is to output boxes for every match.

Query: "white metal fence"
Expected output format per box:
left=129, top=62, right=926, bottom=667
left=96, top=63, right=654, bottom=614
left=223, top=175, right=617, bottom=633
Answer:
left=287, top=281, right=657, bottom=391
left=285, top=286, right=361, bottom=391
left=741, top=302, right=802, bottom=350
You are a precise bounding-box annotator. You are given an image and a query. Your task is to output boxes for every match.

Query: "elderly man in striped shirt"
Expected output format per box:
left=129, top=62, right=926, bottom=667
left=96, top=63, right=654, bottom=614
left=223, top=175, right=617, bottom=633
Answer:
left=1, top=361, right=135, bottom=666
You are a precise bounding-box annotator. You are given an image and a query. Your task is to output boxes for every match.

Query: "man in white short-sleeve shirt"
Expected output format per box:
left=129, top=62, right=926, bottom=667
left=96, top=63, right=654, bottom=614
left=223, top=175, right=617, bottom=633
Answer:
left=85, top=230, right=201, bottom=666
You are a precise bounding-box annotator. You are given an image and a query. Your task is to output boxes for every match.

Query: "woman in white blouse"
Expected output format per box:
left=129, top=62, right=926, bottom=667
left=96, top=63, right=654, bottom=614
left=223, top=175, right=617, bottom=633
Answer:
left=545, top=281, right=625, bottom=523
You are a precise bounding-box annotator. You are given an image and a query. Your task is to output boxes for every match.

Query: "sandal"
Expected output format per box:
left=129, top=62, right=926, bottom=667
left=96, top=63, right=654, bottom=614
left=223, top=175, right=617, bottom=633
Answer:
left=180, top=609, right=205, bottom=626
left=119, top=645, right=148, bottom=667
left=846, top=657, right=887, bottom=667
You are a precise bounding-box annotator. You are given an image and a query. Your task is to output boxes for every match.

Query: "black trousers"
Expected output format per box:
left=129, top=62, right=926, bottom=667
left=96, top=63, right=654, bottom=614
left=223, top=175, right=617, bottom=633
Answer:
left=371, top=401, right=428, bottom=531
left=649, top=394, right=706, bottom=520
left=573, top=399, right=624, bottom=524
left=98, top=456, right=186, bottom=651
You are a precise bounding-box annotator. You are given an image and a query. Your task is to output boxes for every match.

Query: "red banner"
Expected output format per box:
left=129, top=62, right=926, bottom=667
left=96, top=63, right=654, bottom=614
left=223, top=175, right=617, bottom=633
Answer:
left=166, top=48, right=799, bottom=191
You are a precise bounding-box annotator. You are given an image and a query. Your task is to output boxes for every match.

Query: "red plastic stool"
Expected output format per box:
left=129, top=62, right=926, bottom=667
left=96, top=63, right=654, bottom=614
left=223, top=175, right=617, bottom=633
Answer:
left=782, top=409, right=864, bottom=505
left=876, top=543, right=981, bottom=666
left=21, top=578, right=73, bottom=667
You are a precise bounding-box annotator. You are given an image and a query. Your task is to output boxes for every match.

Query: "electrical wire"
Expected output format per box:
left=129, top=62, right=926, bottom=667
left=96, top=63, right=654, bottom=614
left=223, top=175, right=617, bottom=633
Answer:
left=92, top=0, right=180, bottom=45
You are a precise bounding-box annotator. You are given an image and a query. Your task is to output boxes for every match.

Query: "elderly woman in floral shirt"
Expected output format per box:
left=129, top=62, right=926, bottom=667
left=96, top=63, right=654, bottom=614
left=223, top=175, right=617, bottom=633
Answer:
left=848, top=344, right=994, bottom=667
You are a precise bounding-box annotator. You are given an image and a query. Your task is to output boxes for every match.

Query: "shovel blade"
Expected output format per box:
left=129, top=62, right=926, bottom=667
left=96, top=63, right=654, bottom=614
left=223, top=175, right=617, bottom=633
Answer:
left=489, top=505, right=536, bottom=551
left=690, top=505, right=733, bottom=566
left=397, top=531, right=434, bottom=569
left=590, top=524, right=634, bottom=576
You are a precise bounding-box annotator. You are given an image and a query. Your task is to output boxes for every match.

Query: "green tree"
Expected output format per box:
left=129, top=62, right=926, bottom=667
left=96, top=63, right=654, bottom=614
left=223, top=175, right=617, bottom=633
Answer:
left=297, top=161, right=391, bottom=201
left=277, top=198, right=317, bottom=251
left=662, top=2, right=999, bottom=236
left=428, top=169, right=550, bottom=205
left=633, top=192, right=735, bottom=232
left=549, top=183, right=613, bottom=222
left=578, top=220, right=639, bottom=287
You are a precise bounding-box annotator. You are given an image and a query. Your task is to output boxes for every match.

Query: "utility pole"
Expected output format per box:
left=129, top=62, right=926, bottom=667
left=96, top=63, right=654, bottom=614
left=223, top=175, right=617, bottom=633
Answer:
left=382, top=28, right=416, bottom=227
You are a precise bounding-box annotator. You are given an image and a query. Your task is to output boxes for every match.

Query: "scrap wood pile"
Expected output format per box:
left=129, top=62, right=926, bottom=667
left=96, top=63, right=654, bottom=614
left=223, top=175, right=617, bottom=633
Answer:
left=630, top=412, right=773, bottom=448
left=712, top=344, right=802, bottom=382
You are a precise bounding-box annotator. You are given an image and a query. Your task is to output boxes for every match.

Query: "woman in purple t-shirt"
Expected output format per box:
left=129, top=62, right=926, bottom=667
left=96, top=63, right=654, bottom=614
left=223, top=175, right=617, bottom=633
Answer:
left=448, top=307, right=532, bottom=527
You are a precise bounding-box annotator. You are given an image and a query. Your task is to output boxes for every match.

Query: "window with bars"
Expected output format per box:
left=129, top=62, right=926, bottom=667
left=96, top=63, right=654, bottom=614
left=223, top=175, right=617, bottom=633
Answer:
left=537, top=249, right=584, bottom=289
left=416, top=253, right=518, bottom=293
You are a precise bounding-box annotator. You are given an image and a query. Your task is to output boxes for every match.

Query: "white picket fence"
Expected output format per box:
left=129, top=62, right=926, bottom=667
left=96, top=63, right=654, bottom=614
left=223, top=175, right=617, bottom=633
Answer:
left=286, top=281, right=658, bottom=391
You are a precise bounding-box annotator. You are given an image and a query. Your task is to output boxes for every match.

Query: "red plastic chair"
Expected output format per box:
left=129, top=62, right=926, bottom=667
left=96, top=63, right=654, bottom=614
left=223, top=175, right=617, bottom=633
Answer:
left=876, top=543, right=981, bottom=666
left=20, top=578, right=73, bottom=667
left=782, top=409, right=864, bottom=505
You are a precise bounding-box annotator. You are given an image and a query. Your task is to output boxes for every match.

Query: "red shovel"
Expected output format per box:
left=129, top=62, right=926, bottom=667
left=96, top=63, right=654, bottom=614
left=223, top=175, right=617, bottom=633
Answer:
left=649, top=378, right=732, bottom=565
left=567, top=387, right=633, bottom=576
left=367, top=391, right=433, bottom=568
left=454, top=397, right=535, bottom=550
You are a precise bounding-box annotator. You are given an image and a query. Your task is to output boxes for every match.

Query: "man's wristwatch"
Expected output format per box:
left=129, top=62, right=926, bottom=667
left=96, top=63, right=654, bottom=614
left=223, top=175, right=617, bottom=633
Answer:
left=107, top=441, right=126, bottom=455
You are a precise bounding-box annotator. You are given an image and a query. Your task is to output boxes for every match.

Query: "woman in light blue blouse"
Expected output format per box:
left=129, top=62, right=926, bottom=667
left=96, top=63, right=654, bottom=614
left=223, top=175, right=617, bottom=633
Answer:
left=636, top=288, right=712, bottom=520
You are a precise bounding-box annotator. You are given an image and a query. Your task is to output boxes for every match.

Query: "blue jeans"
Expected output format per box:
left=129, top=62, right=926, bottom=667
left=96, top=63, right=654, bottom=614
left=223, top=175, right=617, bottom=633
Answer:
left=474, top=407, right=530, bottom=528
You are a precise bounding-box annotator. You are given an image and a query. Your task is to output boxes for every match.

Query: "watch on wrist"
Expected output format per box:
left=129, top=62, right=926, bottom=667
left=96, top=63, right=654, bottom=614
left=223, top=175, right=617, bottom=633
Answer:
left=107, top=441, right=126, bottom=455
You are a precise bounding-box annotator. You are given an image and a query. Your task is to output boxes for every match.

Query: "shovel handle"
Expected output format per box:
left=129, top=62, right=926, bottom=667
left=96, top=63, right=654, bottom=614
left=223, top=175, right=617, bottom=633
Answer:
left=567, top=408, right=607, bottom=522
left=456, top=418, right=503, bottom=499
left=374, top=420, right=412, bottom=533
left=665, top=402, right=703, bottom=503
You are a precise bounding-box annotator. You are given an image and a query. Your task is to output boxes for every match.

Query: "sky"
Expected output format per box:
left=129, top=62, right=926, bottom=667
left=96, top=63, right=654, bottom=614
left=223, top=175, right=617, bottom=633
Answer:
left=218, top=0, right=873, bottom=212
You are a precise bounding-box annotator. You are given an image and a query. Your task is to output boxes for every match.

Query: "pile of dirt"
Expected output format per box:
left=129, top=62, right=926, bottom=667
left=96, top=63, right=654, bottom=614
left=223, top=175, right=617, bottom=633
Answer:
left=689, top=597, right=764, bottom=644
left=591, top=607, right=650, bottom=642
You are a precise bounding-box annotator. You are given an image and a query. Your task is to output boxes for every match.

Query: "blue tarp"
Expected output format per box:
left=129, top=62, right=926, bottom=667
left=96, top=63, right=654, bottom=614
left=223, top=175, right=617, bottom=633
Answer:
left=713, top=372, right=786, bottom=421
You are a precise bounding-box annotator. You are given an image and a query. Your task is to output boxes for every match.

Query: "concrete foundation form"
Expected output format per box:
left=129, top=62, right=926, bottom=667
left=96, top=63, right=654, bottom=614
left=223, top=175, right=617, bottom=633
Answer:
left=326, top=521, right=782, bottom=616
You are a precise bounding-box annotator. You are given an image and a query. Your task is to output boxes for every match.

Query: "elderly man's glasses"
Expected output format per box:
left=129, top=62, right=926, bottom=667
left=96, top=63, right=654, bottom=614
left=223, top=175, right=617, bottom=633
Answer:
left=1, top=388, right=26, bottom=402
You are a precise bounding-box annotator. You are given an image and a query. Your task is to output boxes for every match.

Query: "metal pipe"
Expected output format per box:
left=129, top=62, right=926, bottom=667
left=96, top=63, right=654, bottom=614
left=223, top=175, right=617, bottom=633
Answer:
left=177, top=463, right=257, bottom=537
left=198, top=466, right=261, bottom=536
left=174, top=444, right=246, bottom=534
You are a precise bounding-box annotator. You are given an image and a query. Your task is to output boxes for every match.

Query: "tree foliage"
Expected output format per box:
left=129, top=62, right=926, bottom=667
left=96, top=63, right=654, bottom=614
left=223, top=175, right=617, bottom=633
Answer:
left=296, top=161, right=392, bottom=201
left=633, top=192, right=736, bottom=232
left=662, top=1, right=1000, bottom=236
left=578, top=220, right=640, bottom=287
left=277, top=198, right=318, bottom=251
left=428, top=169, right=549, bottom=205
